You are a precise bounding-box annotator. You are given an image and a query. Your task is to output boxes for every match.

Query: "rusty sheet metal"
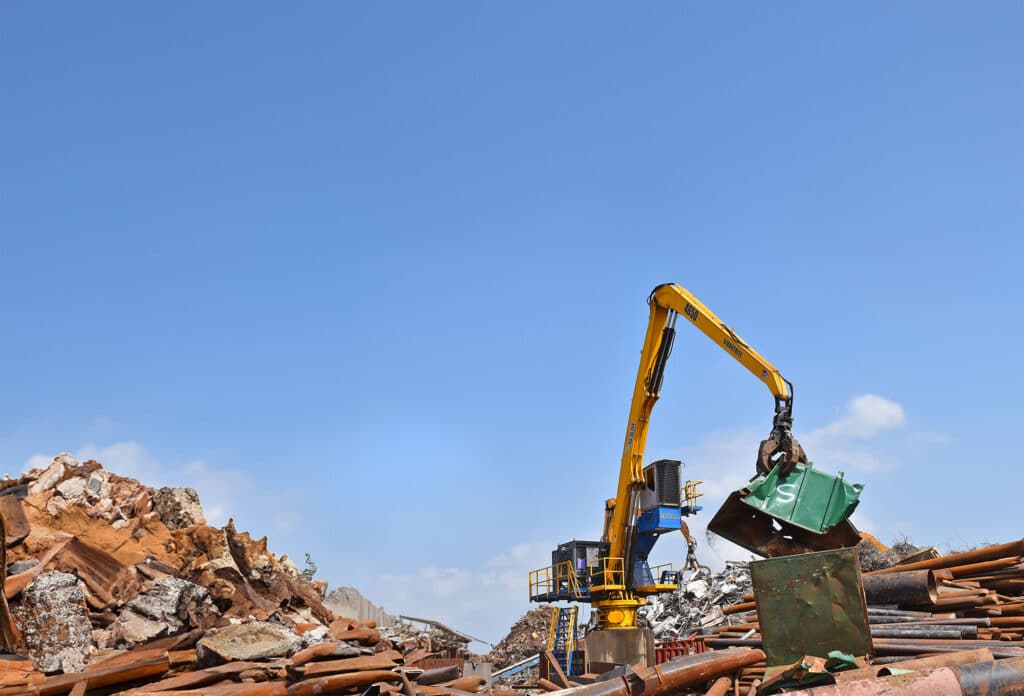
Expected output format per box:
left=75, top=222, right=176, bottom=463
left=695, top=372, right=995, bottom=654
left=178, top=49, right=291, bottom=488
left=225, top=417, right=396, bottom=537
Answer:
left=750, top=548, right=873, bottom=666
left=0, top=515, right=21, bottom=653
left=708, top=492, right=862, bottom=558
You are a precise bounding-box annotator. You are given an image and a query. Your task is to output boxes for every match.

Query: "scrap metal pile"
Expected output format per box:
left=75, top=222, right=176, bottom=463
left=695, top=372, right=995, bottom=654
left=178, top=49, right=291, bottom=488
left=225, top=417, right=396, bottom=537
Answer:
left=0, top=454, right=488, bottom=694
left=704, top=539, right=1024, bottom=658
left=642, top=563, right=752, bottom=640
left=532, top=541, right=1024, bottom=696
left=485, top=607, right=554, bottom=669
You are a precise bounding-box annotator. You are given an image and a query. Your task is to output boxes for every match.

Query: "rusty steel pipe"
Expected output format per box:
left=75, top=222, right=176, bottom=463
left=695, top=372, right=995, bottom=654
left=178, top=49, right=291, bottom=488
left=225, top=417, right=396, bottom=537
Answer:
left=870, top=625, right=977, bottom=640
left=443, top=676, right=486, bottom=692
left=862, top=570, right=937, bottom=606
left=953, top=657, right=1024, bottom=696
left=414, top=666, right=462, bottom=685
left=874, top=619, right=991, bottom=628
left=876, top=648, right=993, bottom=676
left=722, top=602, right=757, bottom=616
left=555, top=649, right=765, bottom=696
left=705, top=677, right=732, bottom=696
left=872, top=640, right=1024, bottom=659
left=949, top=558, right=1022, bottom=578
left=867, top=608, right=935, bottom=619
left=868, top=540, right=1024, bottom=576
left=287, top=669, right=401, bottom=696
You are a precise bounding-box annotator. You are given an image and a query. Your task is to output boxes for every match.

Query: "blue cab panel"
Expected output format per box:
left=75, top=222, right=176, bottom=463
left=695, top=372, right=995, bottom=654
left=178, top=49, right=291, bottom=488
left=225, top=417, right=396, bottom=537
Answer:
left=637, top=505, right=683, bottom=534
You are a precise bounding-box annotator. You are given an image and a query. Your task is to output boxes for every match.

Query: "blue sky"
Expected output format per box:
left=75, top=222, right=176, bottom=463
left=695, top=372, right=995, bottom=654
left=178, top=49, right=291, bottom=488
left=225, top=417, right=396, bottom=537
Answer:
left=2, top=2, right=1022, bottom=646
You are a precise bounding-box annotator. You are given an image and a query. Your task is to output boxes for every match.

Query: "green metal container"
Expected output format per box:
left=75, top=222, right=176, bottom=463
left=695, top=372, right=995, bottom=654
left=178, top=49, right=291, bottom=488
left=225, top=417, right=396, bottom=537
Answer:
left=707, top=463, right=863, bottom=558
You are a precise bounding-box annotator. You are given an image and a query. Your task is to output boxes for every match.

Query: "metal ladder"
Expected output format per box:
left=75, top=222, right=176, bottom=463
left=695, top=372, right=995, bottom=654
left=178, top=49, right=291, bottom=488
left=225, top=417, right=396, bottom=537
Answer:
left=547, top=606, right=579, bottom=677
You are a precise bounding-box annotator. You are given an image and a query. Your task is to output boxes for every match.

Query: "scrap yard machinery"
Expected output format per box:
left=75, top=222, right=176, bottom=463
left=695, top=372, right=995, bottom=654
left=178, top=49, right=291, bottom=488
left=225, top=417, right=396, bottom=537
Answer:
left=529, top=283, right=864, bottom=672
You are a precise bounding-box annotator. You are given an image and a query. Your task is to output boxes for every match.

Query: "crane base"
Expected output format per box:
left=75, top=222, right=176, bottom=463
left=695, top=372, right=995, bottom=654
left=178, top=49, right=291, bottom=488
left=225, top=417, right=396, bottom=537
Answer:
left=584, top=628, right=655, bottom=674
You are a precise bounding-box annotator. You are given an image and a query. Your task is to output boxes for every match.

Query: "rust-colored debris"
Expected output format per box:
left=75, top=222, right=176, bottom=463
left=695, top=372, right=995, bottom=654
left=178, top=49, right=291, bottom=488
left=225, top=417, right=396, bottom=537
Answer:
left=0, top=454, right=493, bottom=695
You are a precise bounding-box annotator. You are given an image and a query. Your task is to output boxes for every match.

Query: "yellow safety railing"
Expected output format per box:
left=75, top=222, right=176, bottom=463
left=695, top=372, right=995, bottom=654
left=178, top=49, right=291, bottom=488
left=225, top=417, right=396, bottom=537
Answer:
left=588, top=556, right=626, bottom=591
left=529, top=560, right=584, bottom=601
left=647, top=562, right=677, bottom=587
left=685, top=479, right=704, bottom=510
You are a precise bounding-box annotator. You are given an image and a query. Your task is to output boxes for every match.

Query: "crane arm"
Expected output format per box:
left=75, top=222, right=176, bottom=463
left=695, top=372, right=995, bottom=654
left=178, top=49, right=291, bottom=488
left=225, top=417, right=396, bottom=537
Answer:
left=650, top=284, right=792, bottom=403
left=605, top=283, right=805, bottom=562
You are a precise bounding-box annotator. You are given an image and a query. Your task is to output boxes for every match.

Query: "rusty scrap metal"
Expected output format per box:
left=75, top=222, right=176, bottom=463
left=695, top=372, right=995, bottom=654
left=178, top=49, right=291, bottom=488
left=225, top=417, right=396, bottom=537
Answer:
left=779, top=666, right=964, bottom=696
left=705, top=676, right=733, bottom=696
left=414, top=665, right=462, bottom=685
left=861, top=570, right=937, bottom=606
left=0, top=515, right=22, bottom=654
left=875, top=648, right=993, bottom=676
left=553, top=649, right=766, bottom=696
left=782, top=656, right=1024, bottom=696
left=869, top=539, right=1024, bottom=575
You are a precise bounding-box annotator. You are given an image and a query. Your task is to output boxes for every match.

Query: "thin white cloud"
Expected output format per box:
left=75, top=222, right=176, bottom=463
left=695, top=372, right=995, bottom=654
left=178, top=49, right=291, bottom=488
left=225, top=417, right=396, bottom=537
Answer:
left=805, top=394, right=906, bottom=441
left=375, top=540, right=554, bottom=646
left=798, top=394, right=907, bottom=473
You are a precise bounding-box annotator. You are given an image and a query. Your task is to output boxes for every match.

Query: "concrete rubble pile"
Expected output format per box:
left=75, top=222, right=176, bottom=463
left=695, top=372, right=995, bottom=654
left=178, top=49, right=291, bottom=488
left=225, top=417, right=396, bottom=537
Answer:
left=641, top=563, right=752, bottom=640
left=0, top=454, right=505, bottom=695
left=486, top=606, right=555, bottom=669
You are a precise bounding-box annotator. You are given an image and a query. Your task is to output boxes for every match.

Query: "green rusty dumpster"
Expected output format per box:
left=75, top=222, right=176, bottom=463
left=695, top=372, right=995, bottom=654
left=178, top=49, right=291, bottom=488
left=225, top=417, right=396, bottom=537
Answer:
left=707, top=462, right=863, bottom=557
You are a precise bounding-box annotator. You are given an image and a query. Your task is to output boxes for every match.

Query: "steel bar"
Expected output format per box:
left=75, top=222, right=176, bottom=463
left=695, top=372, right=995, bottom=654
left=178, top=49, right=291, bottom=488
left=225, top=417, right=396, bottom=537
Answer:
left=871, top=618, right=990, bottom=627
left=870, top=626, right=976, bottom=640
left=871, top=640, right=1024, bottom=659
left=704, top=677, right=732, bottom=696
left=867, top=608, right=936, bottom=618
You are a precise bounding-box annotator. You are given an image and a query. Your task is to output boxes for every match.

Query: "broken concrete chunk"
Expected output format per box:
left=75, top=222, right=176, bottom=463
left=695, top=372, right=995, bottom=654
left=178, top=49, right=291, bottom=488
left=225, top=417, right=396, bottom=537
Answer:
left=45, top=495, right=70, bottom=516
left=85, top=469, right=112, bottom=501
left=196, top=621, right=300, bottom=665
left=116, top=609, right=169, bottom=644
left=298, top=625, right=332, bottom=648
left=8, top=558, right=38, bottom=575
left=55, top=476, right=87, bottom=500
left=29, top=453, right=78, bottom=495
left=11, top=571, right=93, bottom=673
left=153, top=487, right=207, bottom=530
left=126, top=577, right=214, bottom=632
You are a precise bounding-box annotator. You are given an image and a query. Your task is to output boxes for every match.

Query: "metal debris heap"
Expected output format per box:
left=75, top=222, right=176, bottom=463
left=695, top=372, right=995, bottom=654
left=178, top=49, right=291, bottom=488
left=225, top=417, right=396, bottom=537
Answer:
left=486, top=606, right=555, bottom=669
left=0, top=454, right=501, bottom=694
left=641, top=563, right=752, bottom=640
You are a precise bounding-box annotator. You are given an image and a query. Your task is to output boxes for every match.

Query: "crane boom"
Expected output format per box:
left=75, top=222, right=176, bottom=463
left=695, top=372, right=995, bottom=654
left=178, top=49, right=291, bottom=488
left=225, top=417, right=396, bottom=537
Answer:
left=528, top=283, right=863, bottom=675
left=606, top=283, right=797, bottom=561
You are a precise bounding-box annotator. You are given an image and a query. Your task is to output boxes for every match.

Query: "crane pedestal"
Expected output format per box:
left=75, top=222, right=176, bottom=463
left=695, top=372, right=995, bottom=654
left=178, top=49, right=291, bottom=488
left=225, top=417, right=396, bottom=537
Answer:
left=584, top=628, right=655, bottom=674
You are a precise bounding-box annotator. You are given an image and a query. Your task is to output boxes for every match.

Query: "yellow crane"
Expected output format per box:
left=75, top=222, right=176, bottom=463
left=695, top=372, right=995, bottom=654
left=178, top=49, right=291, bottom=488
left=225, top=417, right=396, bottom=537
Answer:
left=529, top=283, right=862, bottom=672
